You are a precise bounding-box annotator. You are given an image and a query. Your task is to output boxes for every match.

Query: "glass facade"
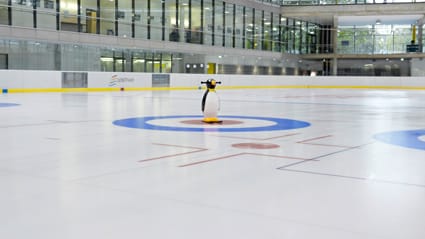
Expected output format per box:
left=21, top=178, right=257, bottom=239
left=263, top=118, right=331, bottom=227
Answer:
left=0, top=0, right=323, bottom=53
left=337, top=24, right=415, bottom=54
left=0, top=0, right=322, bottom=75
left=0, top=0, right=423, bottom=76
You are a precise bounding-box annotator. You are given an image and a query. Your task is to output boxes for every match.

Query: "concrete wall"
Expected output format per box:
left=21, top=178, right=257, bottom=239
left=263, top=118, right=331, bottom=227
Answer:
left=1, top=70, right=425, bottom=91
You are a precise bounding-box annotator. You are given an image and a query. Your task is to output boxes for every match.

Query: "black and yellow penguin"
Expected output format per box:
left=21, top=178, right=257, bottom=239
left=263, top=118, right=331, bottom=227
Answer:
left=201, top=79, right=222, bottom=123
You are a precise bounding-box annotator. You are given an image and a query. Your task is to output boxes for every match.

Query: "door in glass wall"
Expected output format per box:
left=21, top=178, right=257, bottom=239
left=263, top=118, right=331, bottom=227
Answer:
left=86, top=9, right=97, bottom=34
left=60, top=0, right=79, bottom=32
left=0, top=0, right=9, bottom=25
left=100, top=0, right=115, bottom=35
left=12, top=0, right=34, bottom=28
left=81, top=0, right=98, bottom=33
left=134, top=0, right=148, bottom=39
left=117, top=0, right=132, bottom=37
left=36, top=0, right=56, bottom=30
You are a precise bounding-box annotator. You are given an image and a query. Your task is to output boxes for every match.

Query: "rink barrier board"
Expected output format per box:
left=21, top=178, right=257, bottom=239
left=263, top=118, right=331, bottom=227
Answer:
left=3, top=85, right=425, bottom=93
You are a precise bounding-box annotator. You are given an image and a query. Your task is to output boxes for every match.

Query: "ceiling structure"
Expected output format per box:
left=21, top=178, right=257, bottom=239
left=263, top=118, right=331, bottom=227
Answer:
left=338, top=15, right=423, bottom=26
left=281, top=3, right=425, bottom=26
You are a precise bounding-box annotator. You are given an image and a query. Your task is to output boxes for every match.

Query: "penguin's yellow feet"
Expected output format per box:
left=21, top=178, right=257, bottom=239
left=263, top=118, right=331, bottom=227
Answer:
left=202, top=117, right=223, bottom=124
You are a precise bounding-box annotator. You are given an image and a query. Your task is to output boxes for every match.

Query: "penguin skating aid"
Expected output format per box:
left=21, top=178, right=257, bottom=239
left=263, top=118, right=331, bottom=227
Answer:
left=201, top=79, right=222, bottom=123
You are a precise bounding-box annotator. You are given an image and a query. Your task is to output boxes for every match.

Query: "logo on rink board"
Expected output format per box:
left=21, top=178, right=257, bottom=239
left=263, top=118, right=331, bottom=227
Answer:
left=108, top=75, right=135, bottom=87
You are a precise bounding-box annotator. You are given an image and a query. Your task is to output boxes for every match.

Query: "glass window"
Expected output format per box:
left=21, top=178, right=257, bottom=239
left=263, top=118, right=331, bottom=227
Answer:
left=0, top=0, right=9, bottom=25
left=114, top=51, right=125, bottom=72
left=60, top=0, right=79, bottom=32
left=63, top=44, right=100, bottom=71
left=150, top=0, right=163, bottom=40
left=287, top=19, right=295, bottom=53
left=100, top=49, right=114, bottom=71
left=203, top=0, right=213, bottom=45
left=191, top=0, right=202, bottom=44
left=12, top=0, right=34, bottom=28
left=280, top=17, right=288, bottom=53
left=306, top=23, right=318, bottom=53
left=224, top=3, right=233, bottom=47
left=245, top=7, right=254, bottom=49
left=374, top=24, right=392, bottom=54
left=117, top=0, right=132, bottom=38
left=134, top=0, right=148, bottom=39
left=153, top=53, right=162, bottom=73
left=145, top=52, right=154, bottom=72
left=272, top=13, right=280, bottom=52
left=36, top=0, right=56, bottom=30
left=214, top=0, right=223, bottom=47
left=300, top=21, right=307, bottom=53
left=100, top=0, right=115, bottom=35
left=180, top=0, right=190, bottom=43
left=162, top=53, right=172, bottom=73
left=166, top=0, right=180, bottom=42
left=100, top=49, right=125, bottom=72
left=294, top=20, right=301, bottom=53
left=253, top=8, right=262, bottom=50
left=234, top=5, right=244, bottom=49
left=9, top=40, right=55, bottom=70
left=355, top=25, right=374, bottom=54
left=263, top=11, right=272, bottom=51
left=132, top=52, right=146, bottom=72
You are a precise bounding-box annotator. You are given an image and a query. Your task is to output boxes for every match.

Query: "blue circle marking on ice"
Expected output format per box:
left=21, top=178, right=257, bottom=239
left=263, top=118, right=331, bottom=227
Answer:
left=113, top=115, right=310, bottom=132
left=374, top=129, right=425, bottom=151
left=0, top=103, right=20, bottom=107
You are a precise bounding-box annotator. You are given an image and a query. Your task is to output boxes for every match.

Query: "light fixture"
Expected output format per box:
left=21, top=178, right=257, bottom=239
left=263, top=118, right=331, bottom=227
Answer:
left=375, top=19, right=381, bottom=25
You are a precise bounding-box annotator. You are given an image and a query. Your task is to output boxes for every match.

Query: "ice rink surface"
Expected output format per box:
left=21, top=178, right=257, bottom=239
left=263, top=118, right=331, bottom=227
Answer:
left=1, top=88, right=425, bottom=239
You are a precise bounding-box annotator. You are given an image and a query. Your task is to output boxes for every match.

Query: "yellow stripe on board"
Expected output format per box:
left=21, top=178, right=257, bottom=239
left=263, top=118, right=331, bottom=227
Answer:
left=4, top=85, right=425, bottom=93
